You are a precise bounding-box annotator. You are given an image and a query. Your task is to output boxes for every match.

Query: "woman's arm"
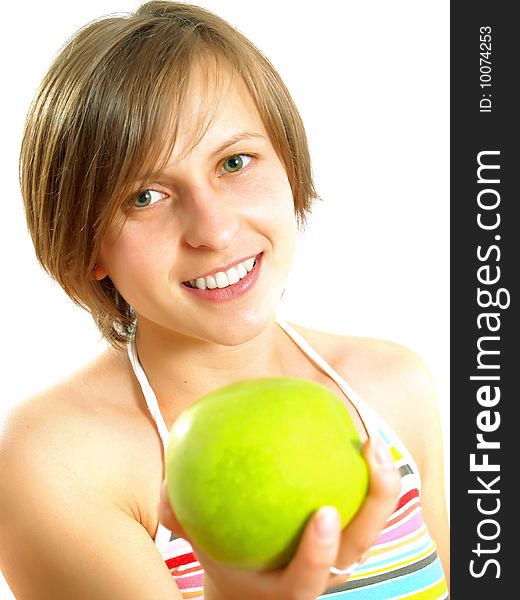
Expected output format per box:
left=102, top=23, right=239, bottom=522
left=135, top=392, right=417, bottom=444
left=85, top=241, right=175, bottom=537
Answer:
left=0, top=404, right=182, bottom=600
left=336, top=336, right=451, bottom=587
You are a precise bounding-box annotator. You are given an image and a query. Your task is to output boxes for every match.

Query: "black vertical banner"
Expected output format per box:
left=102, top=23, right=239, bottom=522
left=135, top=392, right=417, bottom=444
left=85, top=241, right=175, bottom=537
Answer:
left=451, top=2, right=517, bottom=598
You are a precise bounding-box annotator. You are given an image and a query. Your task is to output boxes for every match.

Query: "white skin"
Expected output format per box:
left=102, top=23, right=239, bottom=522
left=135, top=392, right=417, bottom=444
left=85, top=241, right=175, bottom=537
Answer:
left=0, top=58, right=445, bottom=600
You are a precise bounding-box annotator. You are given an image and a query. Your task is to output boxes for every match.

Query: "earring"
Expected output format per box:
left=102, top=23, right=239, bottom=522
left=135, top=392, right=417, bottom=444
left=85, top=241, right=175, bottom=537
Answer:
left=93, top=264, right=107, bottom=281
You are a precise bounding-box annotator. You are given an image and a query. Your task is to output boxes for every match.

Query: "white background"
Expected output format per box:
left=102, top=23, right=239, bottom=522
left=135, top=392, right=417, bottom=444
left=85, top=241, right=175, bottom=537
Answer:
left=0, top=1, right=449, bottom=597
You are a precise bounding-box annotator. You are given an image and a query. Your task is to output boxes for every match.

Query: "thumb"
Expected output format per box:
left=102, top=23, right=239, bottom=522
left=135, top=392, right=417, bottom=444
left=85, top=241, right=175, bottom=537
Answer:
left=281, top=506, right=341, bottom=599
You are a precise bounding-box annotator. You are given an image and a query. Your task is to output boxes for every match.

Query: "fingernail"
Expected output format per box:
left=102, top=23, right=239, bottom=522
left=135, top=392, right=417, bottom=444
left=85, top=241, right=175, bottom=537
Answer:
left=314, top=506, right=340, bottom=541
left=374, top=438, right=394, bottom=467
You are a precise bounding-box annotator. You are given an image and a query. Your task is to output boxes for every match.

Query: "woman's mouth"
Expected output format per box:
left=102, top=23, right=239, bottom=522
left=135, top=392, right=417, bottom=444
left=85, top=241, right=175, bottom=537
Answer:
left=181, top=253, right=262, bottom=303
left=182, top=255, right=258, bottom=290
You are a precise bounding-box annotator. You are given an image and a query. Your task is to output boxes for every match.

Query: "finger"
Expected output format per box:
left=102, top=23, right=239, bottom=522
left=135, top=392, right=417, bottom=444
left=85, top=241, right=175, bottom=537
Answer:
left=281, top=506, right=341, bottom=600
left=158, top=480, right=189, bottom=539
left=333, top=437, right=401, bottom=572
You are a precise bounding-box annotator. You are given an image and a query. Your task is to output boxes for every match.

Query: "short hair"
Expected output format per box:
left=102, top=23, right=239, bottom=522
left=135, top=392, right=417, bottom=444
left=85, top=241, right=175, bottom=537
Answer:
left=20, top=1, right=317, bottom=347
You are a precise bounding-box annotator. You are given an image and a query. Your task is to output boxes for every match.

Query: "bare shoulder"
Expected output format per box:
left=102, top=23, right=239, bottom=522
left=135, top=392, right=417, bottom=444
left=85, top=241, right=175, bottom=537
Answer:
left=0, top=348, right=174, bottom=598
left=0, top=346, right=161, bottom=531
left=288, top=323, right=441, bottom=473
left=0, top=350, right=180, bottom=598
left=289, top=322, right=436, bottom=395
left=3, top=347, right=134, bottom=451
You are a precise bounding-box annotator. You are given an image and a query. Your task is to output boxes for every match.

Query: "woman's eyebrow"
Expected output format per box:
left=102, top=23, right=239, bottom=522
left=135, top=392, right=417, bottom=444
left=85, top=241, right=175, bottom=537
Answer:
left=212, top=131, right=265, bottom=156
left=132, top=132, right=267, bottom=187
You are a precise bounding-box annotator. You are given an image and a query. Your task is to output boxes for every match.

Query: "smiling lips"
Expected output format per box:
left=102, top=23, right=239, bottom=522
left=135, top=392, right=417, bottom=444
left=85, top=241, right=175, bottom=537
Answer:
left=183, top=255, right=258, bottom=290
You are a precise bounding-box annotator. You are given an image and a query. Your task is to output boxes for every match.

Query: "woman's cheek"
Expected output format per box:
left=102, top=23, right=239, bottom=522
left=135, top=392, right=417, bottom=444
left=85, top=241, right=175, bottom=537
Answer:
left=103, top=223, right=177, bottom=292
left=238, top=170, right=296, bottom=229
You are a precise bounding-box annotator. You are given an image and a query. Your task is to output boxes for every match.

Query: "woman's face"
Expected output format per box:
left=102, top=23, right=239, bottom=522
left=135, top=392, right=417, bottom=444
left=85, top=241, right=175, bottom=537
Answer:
left=97, top=62, right=297, bottom=346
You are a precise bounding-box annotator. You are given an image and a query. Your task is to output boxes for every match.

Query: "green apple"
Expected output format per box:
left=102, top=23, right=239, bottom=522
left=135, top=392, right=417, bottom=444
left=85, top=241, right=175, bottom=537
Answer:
left=165, top=377, right=368, bottom=571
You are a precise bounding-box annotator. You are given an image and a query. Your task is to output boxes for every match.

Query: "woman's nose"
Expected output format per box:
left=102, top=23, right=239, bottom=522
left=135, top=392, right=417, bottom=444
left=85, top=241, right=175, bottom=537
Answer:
left=181, top=187, right=240, bottom=250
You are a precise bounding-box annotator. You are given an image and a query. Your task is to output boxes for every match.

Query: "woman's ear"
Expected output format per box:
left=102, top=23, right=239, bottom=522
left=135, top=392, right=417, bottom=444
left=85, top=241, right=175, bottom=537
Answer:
left=93, top=264, right=108, bottom=281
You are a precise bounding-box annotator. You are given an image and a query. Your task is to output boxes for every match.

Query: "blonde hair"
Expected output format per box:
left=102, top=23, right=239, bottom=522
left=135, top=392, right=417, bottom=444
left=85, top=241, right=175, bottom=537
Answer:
left=20, top=1, right=317, bottom=347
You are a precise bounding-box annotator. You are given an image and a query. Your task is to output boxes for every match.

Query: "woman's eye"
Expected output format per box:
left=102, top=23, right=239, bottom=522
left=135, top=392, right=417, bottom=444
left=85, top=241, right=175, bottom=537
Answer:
left=221, top=154, right=252, bottom=174
left=132, top=189, right=166, bottom=208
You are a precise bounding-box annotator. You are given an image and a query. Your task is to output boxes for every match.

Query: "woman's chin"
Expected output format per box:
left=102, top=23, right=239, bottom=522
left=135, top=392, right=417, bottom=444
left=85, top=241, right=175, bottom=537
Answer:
left=199, top=310, right=277, bottom=348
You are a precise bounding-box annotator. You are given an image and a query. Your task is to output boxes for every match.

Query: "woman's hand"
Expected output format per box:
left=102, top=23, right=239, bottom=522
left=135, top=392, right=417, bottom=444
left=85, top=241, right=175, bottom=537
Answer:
left=158, top=437, right=401, bottom=600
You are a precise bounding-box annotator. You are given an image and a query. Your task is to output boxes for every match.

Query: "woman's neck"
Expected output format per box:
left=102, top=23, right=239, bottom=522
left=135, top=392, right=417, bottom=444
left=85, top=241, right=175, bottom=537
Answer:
left=133, top=316, right=290, bottom=420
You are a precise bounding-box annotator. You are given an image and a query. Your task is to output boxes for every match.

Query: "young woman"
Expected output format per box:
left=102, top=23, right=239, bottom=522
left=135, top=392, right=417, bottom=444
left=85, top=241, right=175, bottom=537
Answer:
left=0, top=2, right=449, bottom=598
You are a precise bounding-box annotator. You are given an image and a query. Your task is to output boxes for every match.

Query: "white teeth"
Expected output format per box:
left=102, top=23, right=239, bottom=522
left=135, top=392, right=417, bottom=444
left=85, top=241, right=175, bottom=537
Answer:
left=215, top=271, right=228, bottom=288
left=226, top=267, right=240, bottom=285
left=236, top=262, right=247, bottom=278
left=185, top=255, right=258, bottom=290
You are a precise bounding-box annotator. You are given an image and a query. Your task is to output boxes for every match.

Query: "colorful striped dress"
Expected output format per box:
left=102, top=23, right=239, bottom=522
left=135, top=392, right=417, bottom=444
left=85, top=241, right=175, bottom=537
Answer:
left=128, top=320, right=448, bottom=599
